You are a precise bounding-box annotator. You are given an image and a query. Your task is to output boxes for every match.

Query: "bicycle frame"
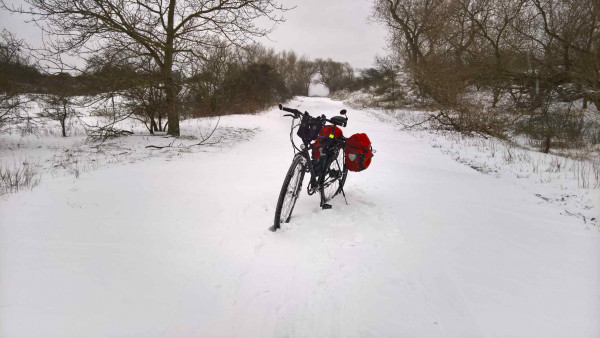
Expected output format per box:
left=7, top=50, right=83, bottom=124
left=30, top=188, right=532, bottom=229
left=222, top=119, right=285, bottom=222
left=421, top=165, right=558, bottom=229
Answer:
left=303, top=138, right=342, bottom=191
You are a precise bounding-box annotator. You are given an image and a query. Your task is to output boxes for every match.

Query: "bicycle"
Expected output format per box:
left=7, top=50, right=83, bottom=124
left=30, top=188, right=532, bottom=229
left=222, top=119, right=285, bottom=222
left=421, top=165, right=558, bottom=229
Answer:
left=270, top=104, right=349, bottom=232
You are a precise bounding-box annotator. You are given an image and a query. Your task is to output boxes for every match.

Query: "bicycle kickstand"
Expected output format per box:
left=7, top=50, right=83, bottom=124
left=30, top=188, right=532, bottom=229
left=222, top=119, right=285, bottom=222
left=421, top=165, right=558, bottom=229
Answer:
left=340, top=187, right=349, bottom=205
left=320, top=196, right=332, bottom=210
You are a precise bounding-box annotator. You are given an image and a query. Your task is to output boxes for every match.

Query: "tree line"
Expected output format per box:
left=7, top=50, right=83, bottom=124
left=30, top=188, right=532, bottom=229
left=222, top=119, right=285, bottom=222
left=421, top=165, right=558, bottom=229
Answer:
left=0, top=28, right=357, bottom=137
left=370, top=0, right=599, bottom=152
left=0, top=0, right=361, bottom=138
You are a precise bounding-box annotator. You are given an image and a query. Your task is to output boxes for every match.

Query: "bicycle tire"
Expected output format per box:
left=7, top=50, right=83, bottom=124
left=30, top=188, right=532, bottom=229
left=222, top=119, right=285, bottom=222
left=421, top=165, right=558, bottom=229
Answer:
left=320, top=148, right=348, bottom=202
left=273, top=154, right=306, bottom=230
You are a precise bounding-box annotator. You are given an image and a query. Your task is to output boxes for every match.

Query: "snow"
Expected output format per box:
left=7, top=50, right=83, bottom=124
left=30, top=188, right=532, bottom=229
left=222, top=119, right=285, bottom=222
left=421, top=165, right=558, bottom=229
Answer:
left=309, top=83, right=330, bottom=97
left=352, top=106, right=600, bottom=228
left=1, top=97, right=599, bottom=337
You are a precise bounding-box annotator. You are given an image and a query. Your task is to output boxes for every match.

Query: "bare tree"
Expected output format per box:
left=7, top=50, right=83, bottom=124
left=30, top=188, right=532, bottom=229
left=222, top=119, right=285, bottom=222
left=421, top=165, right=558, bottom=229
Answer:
left=38, top=94, right=75, bottom=137
left=126, top=84, right=168, bottom=134
left=242, top=46, right=314, bottom=96
left=458, top=0, right=526, bottom=107
left=373, top=0, right=445, bottom=64
left=291, top=59, right=316, bottom=96
left=1, top=0, right=288, bottom=136
left=528, top=0, right=600, bottom=109
left=0, top=92, right=25, bottom=126
left=315, top=58, right=355, bottom=94
left=0, top=29, right=35, bottom=125
left=373, top=0, right=474, bottom=105
left=371, top=0, right=599, bottom=150
left=267, top=50, right=313, bottom=96
left=505, top=0, right=600, bottom=152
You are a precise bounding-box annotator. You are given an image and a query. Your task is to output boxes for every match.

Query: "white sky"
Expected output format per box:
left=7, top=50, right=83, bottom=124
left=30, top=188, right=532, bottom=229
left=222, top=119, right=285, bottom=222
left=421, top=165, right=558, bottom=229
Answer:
left=1, top=0, right=387, bottom=69
left=259, top=0, right=388, bottom=69
left=0, top=3, right=45, bottom=47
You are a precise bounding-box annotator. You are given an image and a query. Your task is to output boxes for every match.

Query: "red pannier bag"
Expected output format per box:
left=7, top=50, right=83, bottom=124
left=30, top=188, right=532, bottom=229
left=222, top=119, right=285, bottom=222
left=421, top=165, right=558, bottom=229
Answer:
left=345, top=133, right=374, bottom=172
left=313, top=125, right=343, bottom=160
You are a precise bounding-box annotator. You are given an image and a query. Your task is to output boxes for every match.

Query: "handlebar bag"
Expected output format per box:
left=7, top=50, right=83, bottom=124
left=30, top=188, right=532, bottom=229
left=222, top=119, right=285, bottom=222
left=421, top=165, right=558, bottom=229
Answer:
left=313, top=125, right=344, bottom=160
left=345, top=133, right=374, bottom=172
left=297, top=116, right=324, bottom=142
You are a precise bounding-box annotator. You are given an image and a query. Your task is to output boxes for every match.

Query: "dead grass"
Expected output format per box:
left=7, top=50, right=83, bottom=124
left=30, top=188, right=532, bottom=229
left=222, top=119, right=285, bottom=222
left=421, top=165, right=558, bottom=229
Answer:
left=0, top=159, right=41, bottom=195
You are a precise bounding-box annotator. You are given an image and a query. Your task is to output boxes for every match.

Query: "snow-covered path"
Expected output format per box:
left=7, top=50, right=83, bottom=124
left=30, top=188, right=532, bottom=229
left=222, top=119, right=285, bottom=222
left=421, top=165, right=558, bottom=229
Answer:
left=1, top=97, right=599, bottom=337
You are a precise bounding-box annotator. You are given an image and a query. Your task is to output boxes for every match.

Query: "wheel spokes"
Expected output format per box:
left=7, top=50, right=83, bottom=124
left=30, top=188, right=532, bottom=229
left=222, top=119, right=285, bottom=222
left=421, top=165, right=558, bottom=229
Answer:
left=322, top=150, right=344, bottom=201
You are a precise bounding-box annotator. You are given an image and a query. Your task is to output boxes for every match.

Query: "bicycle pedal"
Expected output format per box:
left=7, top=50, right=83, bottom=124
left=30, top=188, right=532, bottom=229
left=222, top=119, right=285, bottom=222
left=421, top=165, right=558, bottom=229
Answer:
left=321, top=203, right=332, bottom=210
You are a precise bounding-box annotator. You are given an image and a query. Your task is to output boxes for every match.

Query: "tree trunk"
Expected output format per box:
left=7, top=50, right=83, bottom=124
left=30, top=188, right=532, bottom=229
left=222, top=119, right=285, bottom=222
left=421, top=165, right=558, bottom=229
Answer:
left=61, top=118, right=66, bottom=137
left=150, top=118, right=157, bottom=134
left=591, top=96, right=600, bottom=111
left=542, top=110, right=552, bottom=153
left=165, top=74, right=179, bottom=136
left=543, top=133, right=551, bottom=153
left=61, top=104, right=67, bottom=137
left=492, top=88, right=500, bottom=108
left=165, top=0, right=179, bottom=136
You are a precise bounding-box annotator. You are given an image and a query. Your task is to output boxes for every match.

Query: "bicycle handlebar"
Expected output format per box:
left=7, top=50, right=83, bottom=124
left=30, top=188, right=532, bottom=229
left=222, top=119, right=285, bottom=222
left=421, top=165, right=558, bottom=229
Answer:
left=278, top=103, right=347, bottom=127
left=279, top=103, right=349, bottom=154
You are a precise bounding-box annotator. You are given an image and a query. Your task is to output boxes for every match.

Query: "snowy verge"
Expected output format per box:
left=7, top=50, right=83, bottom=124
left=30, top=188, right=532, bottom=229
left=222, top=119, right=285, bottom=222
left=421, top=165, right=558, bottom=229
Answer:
left=0, top=113, right=261, bottom=196
left=358, top=106, right=600, bottom=229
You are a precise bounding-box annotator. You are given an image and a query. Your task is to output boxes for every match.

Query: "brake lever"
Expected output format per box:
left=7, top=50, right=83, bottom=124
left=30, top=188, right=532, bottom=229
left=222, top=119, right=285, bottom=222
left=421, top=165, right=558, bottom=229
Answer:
left=283, top=114, right=295, bottom=118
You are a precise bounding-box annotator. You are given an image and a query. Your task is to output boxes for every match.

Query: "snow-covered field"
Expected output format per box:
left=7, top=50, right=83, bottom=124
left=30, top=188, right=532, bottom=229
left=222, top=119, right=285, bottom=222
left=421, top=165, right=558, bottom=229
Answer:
left=1, top=97, right=599, bottom=337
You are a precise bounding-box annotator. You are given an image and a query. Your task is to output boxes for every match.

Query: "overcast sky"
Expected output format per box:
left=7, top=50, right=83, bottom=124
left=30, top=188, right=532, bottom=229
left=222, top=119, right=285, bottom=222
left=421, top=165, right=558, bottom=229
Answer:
left=1, top=0, right=388, bottom=69
left=260, top=0, right=388, bottom=69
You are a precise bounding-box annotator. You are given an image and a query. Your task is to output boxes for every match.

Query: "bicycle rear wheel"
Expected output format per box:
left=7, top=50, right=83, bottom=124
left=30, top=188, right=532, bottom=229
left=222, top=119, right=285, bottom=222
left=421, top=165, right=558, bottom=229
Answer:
left=273, top=155, right=306, bottom=230
left=320, top=148, right=348, bottom=202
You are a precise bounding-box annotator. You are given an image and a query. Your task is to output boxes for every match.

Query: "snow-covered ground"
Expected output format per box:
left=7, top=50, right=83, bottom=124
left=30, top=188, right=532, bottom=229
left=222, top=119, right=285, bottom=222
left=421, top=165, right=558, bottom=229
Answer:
left=356, top=107, right=600, bottom=229
left=1, top=97, right=599, bottom=337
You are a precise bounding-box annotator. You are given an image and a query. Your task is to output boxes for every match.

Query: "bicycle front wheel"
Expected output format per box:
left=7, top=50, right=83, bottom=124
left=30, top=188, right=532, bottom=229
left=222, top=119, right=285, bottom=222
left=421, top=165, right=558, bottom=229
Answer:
left=273, top=155, right=306, bottom=230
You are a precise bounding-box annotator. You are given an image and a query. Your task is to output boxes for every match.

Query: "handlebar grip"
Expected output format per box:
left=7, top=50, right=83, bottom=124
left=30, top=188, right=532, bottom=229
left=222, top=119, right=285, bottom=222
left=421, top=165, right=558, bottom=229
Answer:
left=278, top=103, right=300, bottom=115
left=283, top=107, right=298, bottom=114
